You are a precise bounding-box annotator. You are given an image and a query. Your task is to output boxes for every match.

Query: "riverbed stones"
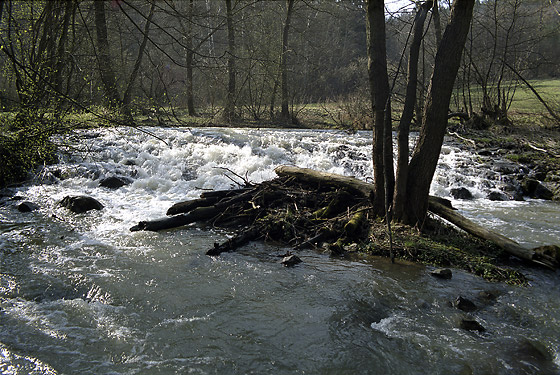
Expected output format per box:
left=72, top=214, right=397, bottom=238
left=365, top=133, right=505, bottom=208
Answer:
left=17, top=201, right=39, bottom=212
left=430, top=268, right=452, bottom=279
left=59, top=195, right=104, bottom=213
left=451, top=187, right=473, bottom=200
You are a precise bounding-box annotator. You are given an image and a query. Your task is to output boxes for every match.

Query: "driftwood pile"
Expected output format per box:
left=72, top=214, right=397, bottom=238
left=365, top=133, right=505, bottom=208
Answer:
left=131, top=166, right=558, bottom=270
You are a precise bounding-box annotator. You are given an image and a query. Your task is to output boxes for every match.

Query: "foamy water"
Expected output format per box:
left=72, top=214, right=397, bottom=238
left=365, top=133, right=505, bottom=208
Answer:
left=1, top=127, right=559, bottom=374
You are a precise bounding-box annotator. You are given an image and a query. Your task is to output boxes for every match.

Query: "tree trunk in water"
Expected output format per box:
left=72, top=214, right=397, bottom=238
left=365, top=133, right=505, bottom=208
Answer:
left=393, top=1, right=432, bottom=221
left=405, top=0, right=475, bottom=225
left=428, top=198, right=557, bottom=269
left=93, top=0, right=123, bottom=110
left=280, top=0, right=295, bottom=123
left=366, top=0, right=393, bottom=216
left=223, top=0, right=236, bottom=122
left=186, top=0, right=196, bottom=116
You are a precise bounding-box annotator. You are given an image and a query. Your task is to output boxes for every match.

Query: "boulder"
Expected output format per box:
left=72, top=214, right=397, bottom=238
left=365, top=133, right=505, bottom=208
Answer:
left=430, top=268, right=452, bottom=279
left=59, top=195, right=104, bottom=213
left=487, top=191, right=508, bottom=201
left=99, top=176, right=132, bottom=189
left=451, top=187, right=473, bottom=200
left=17, top=201, right=40, bottom=212
left=521, top=178, right=554, bottom=200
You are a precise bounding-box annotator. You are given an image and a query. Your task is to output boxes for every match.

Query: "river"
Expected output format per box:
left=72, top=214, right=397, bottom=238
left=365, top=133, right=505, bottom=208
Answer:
left=1, top=127, right=559, bottom=374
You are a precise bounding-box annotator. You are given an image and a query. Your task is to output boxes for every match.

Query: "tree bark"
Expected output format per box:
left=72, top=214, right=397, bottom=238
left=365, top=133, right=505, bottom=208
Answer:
left=404, top=0, right=475, bottom=225
left=122, top=2, right=155, bottom=120
left=280, top=0, right=295, bottom=123
left=432, top=0, right=442, bottom=47
left=393, top=1, right=432, bottom=222
left=186, top=0, right=196, bottom=116
left=93, top=0, right=122, bottom=109
left=223, top=0, right=236, bottom=122
left=366, top=0, right=393, bottom=216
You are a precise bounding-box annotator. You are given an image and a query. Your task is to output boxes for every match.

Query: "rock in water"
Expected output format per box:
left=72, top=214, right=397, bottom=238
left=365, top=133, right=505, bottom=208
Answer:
left=454, top=296, right=477, bottom=312
left=17, top=201, right=39, bottom=212
left=59, top=196, right=104, bottom=213
left=451, top=187, right=474, bottom=200
left=487, top=191, right=508, bottom=201
left=281, top=254, right=302, bottom=267
left=460, top=318, right=486, bottom=332
left=99, top=176, right=132, bottom=189
left=430, top=268, right=452, bottom=279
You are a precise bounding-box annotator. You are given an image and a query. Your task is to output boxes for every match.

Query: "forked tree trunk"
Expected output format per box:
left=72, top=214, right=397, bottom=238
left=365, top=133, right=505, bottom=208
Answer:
left=404, top=0, right=475, bottom=225
left=366, top=0, right=393, bottom=216
left=393, top=1, right=432, bottom=221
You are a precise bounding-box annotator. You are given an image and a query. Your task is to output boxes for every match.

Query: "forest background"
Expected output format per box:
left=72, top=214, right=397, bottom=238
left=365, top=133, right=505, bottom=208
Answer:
left=0, top=0, right=559, bottom=186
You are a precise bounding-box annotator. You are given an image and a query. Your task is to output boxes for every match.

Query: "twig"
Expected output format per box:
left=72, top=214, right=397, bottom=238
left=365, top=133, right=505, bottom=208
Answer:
left=214, top=167, right=254, bottom=187
left=448, top=131, right=476, bottom=147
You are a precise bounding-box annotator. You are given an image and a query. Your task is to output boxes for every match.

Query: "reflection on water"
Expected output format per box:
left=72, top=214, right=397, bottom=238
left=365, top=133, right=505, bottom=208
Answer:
left=0, top=127, right=559, bottom=374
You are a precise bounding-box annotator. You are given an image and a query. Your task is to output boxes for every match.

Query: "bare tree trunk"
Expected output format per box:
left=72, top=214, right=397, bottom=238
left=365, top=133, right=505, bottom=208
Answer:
left=186, top=0, right=196, bottom=116
left=432, top=0, right=442, bottom=46
left=93, top=0, right=122, bottom=110
left=122, top=2, right=155, bottom=119
left=223, top=0, right=236, bottom=122
left=280, top=0, right=295, bottom=123
left=405, top=0, right=475, bottom=225
left=393, top=1, right=432, bottom=221
left=366, top=0, right=392, bottom=216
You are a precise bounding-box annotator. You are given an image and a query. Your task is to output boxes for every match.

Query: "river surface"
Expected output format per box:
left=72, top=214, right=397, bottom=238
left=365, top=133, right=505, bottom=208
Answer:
left=1, top=127, right=559, bottom=374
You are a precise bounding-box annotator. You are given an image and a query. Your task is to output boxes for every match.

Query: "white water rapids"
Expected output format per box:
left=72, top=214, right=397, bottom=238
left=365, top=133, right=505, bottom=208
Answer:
left=0, top=127, right=559, bottom=374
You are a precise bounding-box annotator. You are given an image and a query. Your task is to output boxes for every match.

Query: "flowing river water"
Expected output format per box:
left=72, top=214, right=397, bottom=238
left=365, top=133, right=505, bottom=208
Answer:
left=1, top=127, right=559, bottom=374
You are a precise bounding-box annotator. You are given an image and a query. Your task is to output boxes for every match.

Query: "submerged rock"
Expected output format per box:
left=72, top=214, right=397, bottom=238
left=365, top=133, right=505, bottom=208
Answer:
left=451, top=187, right=473, bottom=200
left=59, top=195, right=104, bottom=213
left=430, top=268, right=452, bottom=279
left=17, top=201, right=39, bottom=212
left=460, top=318, right=486, bottom=332
left=99, top=176, right=132, bottom=189
left=454, top=296, right=477, bottom=312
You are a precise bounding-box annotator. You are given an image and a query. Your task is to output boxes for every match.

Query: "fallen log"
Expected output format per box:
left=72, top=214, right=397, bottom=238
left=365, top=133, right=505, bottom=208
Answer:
left=167, top=196, right=219, bottom=216
left=276, top=165, right=557, bottom=269
left=206, top=228, right=261, bottom=256
left=275, top=166, right=374, bottom=197
left=428, top=198, right=557, bottom=269
left=131, top=205, right=221, bottom=232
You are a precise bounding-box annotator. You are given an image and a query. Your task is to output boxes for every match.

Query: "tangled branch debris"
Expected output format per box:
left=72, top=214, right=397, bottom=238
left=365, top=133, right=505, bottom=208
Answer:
left=130, top=166, right=558, bottom=281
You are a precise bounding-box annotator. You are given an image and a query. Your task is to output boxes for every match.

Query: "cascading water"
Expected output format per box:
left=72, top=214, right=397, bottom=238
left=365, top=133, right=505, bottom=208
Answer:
left=1, top=127, right=559, bottom=374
